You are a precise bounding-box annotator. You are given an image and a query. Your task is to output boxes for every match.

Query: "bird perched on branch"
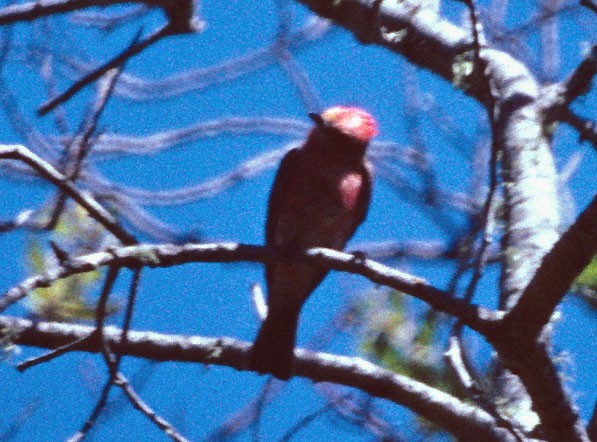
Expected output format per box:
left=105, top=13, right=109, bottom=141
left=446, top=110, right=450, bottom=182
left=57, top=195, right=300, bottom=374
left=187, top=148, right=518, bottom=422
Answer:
left=249, top=106, right=378, bottom=380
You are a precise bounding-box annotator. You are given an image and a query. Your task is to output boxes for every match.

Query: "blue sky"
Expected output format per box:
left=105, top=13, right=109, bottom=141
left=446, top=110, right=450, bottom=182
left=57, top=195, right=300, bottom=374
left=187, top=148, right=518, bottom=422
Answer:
left=0, top=1, right=595, bottom=440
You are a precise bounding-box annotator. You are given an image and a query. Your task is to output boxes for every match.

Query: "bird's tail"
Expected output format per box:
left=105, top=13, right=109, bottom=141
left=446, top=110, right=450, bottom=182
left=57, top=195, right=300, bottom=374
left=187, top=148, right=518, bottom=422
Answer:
left=249, top=309, right=299, bottom=380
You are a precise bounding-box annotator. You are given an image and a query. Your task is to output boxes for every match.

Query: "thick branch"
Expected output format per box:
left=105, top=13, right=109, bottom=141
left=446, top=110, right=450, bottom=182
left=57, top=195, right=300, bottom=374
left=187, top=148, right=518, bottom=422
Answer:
left=0, top=315, right=517, bottom=442
left=491, top=341, right=590, bottom=442
left=294, top=0, right=539, bottom=107
left=488, top=195, right=596, bottom=441
left=504, top=194, right=597, bottom=341
left=0, top=242, right=502, bottom=335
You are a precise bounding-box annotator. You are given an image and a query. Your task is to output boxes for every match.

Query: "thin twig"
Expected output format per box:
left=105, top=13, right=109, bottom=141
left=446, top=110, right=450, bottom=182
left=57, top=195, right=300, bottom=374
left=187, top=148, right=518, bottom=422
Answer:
left=113, top=372, right=189, bottom=442
left=0, top=144, right=137, bottom=245
left=38, top=43, right=71, bottom=134
left=68, top=266, right=119, bottom=442
left=456, top=0, right=500, bottom=305
left=53, top=16, right=330, bottom=101
left=38, top=26, right=168, bottom=115
left=70, top=5, right=149, bottom=31
left=47, top=66, right=124, bottom=229
left=0, top=210, right=39, bottom=233
left=206, top=378, right=283, bottom=441
left=279, top=396, right=343, bottom=442
left=250, top=382, right=272, bottom=442
left=74, top=268, right=184, bottom=442
left=0, top=0, right=153, bottom=25
left=561, top=42, right=597, bottom=106
left=274, top=0, right=321, bottom=112
left=17, top=331, right=97, bottom=372
left=559, top=108, right=597, bottom=150
left=0, top=397, right=44, bottom=441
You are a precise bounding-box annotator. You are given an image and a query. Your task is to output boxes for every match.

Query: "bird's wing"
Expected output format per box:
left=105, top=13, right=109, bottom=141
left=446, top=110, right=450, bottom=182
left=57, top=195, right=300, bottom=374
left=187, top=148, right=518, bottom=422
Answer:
left=265, top=147, right=301, bottom=247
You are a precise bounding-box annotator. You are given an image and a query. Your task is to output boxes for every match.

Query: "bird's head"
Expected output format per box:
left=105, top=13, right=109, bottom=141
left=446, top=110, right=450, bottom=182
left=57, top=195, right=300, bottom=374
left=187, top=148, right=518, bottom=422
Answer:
left=309, top=106, right=378, bottom=144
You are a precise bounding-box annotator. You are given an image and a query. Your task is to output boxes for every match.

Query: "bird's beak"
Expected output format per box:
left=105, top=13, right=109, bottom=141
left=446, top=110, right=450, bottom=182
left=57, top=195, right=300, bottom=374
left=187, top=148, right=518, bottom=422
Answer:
left=308, top=112, right=325, bottom=127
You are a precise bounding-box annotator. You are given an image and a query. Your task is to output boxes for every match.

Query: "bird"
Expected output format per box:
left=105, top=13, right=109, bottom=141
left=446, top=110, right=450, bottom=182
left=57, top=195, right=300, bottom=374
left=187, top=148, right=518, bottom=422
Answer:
left=249, top=105, right=378, bottom=380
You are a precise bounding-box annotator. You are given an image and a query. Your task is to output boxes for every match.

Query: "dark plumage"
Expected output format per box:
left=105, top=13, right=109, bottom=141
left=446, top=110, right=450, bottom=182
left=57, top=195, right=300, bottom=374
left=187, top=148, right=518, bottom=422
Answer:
left=249, top=106, right=378, bottom=379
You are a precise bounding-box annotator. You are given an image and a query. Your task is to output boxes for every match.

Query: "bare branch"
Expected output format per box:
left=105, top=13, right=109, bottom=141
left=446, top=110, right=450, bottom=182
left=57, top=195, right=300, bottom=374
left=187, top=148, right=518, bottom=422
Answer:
left=560, top=43, right=597, bottom=106
left=113, top=372, right=189, bottom=442
left=83, top=119, right=309, bottom=157
left=490, top=340, right=590, bottom=442
left=207, top=379, right=284, bottom=441
left=17, top=332, right=97, bottom=371
left=283, top=4, right=582, bottom=440
left=90, top=145, right=295, bottom=206
left=293, top=0, right=540, bottom=107
left=70, top=5, right=149, bottom=31
left=47, top=67, right=124, bottom=229
left=0, top=0, right=199, bottom=32
left=0, top=397, right=43, bottom=441
left=0, top=0, right=148, bottom=25
left=273, top=0, right=322, bottom=112
left=503, top=193, right=597, bottom=342
left=445, top=336, right=525, bottom=442
left=38, top=26, right=170, bottom=115
left=52, top=16, right=330, bottom=101
left=0, top=210, right=39, bottom=233
left=0, top=242, right=502, bottom=335
left=581, top=0, right=597, bottom=13
left=0, top=144, right=137, bottom=245
left=279, top=399, right=341, bottom=442
left=315, top=383, right=403, bottom=440
left=68, top=267, right=120, bottom=442
left=0, top=315, right=517, bottom=442
left=559, top=108, right=597, bottom=150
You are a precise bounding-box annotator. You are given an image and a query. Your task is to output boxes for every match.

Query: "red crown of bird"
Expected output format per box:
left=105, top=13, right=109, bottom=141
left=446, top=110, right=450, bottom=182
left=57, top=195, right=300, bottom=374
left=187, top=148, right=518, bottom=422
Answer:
left=319, top=106, right=378, bottom=143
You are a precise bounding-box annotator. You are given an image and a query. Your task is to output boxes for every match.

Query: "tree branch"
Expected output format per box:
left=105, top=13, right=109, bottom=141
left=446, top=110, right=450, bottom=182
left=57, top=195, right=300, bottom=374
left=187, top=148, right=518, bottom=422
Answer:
left=0, top=0, right=198, bottom=32
left=113, top=372, right=189, bottom=442
left=0, top=144, right=137, bottom=245
left=293, top=0, right=541, bottom=107
left=0, top=243, right=502, bottom=336
left=560, top=43, right=597, bottom=106
left=504, top=194, right=597, bottom=342
left=0, top=314, right=517, bottom=442
left=490, top=340, right=590, bottom=442
left=0, top=0, right=142, bottom=25
left=38, top=26, right=168, bottom=116
left=559, top=108, right=597, bottom=150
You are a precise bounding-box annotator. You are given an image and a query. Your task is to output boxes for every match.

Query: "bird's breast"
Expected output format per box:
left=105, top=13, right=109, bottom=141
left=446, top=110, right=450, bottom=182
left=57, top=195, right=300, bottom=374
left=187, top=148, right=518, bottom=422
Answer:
left=338, top=173, right=363, bottom=211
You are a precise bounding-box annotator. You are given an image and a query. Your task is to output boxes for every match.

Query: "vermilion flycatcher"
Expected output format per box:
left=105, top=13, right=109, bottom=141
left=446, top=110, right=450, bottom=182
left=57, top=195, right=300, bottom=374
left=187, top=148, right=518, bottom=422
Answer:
left=249, top=106, right=378, bottom=379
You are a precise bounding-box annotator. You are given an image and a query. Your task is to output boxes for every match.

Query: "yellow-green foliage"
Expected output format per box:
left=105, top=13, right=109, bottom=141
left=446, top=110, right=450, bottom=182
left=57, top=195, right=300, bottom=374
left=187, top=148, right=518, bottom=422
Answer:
left=25, top=203, right=119, bottom=322
left=27, top=240, right=105, bottom=321
left=358, top=290, right=454, bottom=435
left=573, top=255, right=597, bottom=292
left=358, top=290, right=451, bottom=391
